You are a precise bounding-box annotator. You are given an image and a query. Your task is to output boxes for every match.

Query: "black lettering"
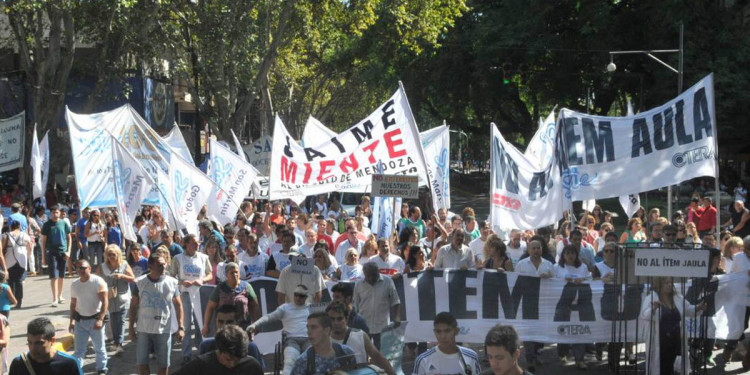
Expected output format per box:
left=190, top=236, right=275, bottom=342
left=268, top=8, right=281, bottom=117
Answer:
left=674, top=100, right=692, bottom=145
left=417, top=270, right=440, bottom=320
left=447, top=270, right=478, bottom=319
left=692, top=88, right=712, bottom=141
left=554, top=283, right=595, bottom=322
left=331, top=137, right=345, bottom=153
left=564, top=118, right=583, bottom=165
left=493, top=138, right=519, bottom=194
left=482, top=271, right=540, bottom=319
left=381, top=100, right=396, bottom=129
left=631, top=118, right=653, bottom=157
left=283, top=136, right=294, bottom=158
left=600, top=284, right=643, bottom=321
left=582, top=119, right=614, bottom=163
left=528, top=172, right=548, bottom=201
left=653, top=110, right=675, bottom=150
left=351, top=120, right=375, bottom=144
left=304, top=147, right=326, bottom=162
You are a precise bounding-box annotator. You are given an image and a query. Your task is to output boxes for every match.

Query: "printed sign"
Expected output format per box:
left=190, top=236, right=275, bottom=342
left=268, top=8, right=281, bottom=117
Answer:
left=372, top=174, right=419, bottom=199
left=634, top=249, right=710, bottom=278
left=290, top=255, right=314, bottom=275
left=0, top=112, right=24, bottom=172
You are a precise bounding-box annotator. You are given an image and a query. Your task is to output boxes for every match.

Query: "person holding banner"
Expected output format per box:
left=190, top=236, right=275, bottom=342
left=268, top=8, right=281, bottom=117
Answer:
left=553, top=245, right=591, bottom=369
left=433, top=229, right=475, bottom=270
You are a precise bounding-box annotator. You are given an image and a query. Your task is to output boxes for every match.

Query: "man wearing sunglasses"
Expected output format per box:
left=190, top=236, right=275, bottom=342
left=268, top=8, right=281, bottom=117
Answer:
left=69, top=260, right=108, bottom=375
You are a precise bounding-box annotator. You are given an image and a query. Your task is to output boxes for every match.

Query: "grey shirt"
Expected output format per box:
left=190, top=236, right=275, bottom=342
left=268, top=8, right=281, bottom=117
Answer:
left=353, top=275, right=400, bottom=334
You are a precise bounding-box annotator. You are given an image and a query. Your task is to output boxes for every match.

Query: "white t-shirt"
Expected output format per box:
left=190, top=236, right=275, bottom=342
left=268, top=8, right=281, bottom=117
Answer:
left=553, top=263, right=591, bottom=280
left=468, top=237, right=485, bottom=263
left=730, top=252, right=750, bottom=273
left=412, top=346, right=482, bottom=375
left=338, top=263, right=364, bottom=281
left=368, top=253, right=405, bottom=275
left=515, top=257, right=554, bottom=277
left=71, top=274, right=107, bottom=316
left=506, top=241, right=527, bottom=265
left=238, top=251, right=269, bottom=279
left=134, top=274, right=179, bottom=334
left=4, top=231, right=30, bottom=269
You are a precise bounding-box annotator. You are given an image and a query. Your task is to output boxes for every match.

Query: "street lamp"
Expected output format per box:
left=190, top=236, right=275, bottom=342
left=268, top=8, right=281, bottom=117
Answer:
left=449, top=128, right=468, bottom=173
left=606, top=23, right=686, bottom=221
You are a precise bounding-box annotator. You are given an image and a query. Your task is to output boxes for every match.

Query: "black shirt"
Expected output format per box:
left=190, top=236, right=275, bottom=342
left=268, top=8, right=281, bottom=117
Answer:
left=173, top=351, right=263, bottom=375
left=9, top=351, right=83, bottom=375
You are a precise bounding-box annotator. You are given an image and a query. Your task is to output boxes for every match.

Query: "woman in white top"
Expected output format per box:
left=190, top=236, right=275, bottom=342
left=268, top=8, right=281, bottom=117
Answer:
left=554, top=244, right=591, bottom=370
left=84, top=209, right=107, bottom=267
left=2, top=220, right=29, bottom=309
left=336, top=248, right=364, bottom=281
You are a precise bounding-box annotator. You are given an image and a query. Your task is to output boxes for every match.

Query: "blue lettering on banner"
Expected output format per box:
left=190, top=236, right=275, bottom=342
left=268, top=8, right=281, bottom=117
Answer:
left=561, top=167, right=599, bottom=199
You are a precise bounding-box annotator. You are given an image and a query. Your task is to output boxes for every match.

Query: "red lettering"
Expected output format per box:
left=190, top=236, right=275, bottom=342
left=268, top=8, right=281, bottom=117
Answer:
left=339, top=154, right=359, bottom=174
left=317, top=160, right=335, bottom=182
left=281, top=156, right=298, bottom=183
left=362, top=140, right=380, bottom=164
left=384, top=129, right=407, bottom=158
left=303, top=163, right=313, bottom=184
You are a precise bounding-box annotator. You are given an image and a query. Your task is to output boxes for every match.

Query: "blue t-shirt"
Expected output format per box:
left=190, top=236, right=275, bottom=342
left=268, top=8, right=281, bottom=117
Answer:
left=8, top=213, right=28, bottom=232
left=41, top=220, right=72, bottom=254
left=168, top=243, right=184, bottom=258
left=290, top=344, right=355, bottom=375
left=0, top=284, right=10, bottom=311
left=9, top=350, right=83, bottom=375
left=76, top=218, right=88, bottom=243
left=107, top=226, right=122, bottom=247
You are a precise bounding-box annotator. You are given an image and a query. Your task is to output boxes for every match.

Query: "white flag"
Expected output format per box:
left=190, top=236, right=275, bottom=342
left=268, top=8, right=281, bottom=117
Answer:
left=619, top=194, right=641, bottom=219
left=420, top=125, right=451, bottom=213
left=31, top=126, right=50, bottom=200
left=112, top=139, right=155, bottom=242
left=230, top=129, right=248, bottom=162
left=207, top=139, right=259, bottom=226
left=169, top=149, right=214, bottom=235
left=163, top=125, right=193, bottom=163
left=524, top=109, right=557, bottom=169
left=582, top=199, right=596, bottom=213
left=301, top=116, right=337, bottom=148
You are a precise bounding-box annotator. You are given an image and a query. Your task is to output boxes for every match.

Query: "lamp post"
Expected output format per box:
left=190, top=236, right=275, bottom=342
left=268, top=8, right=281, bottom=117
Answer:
left=450, top=129, right=468, bottom=173
left=607, top=23, right=685, bottom=221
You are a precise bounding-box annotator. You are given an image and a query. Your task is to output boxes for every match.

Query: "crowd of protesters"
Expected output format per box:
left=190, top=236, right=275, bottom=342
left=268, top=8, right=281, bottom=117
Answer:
left=0, top=181, right=746, bottom=375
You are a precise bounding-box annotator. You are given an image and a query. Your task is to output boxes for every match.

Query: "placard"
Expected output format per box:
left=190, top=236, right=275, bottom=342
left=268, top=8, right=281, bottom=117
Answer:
left=290, top=255, right=314, bottom=275
left=371, top=174, right=419, bottom=199
left=633, top=249, right=709, bottom=278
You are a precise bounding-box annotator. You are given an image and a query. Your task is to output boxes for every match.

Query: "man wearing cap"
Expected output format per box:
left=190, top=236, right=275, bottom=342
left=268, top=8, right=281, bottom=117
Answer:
left=276, top=251, right=325, bottom=305
left=8, top=202, right=28, bottom=232
left=247, top=284, right=311, bottom=375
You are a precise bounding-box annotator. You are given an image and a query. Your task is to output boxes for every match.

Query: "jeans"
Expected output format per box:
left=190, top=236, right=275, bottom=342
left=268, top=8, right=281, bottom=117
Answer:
left=7, top=265, right=25, bottom=309
left=181, top=291, right=202, bottom=360
left=73, top=318, right=108, bottom=372
left=86, top=242, right=104, bottom=268
left=136, top=331, right=172, bottom=369
left=558, top=343, right=586, bottom=362
left=109, top=308, right=128, bottom=346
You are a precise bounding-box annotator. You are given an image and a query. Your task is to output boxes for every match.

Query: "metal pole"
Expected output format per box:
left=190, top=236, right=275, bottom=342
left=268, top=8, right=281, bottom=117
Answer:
left=668, top=23, right=684, bottom=221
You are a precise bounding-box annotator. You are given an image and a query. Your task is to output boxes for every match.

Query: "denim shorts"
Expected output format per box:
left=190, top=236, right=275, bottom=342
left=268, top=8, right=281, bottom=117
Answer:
left=136, top=331, right=172, bottom=368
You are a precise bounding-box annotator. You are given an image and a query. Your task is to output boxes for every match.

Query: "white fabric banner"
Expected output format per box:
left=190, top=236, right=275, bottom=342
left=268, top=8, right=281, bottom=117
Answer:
left=112, top=139, right=155, bottom=242
left=31, top=126, right=49, bottom=200
left=207, top=139, right=259, bottom=226
left=243, top=135, right=272, bottom=176
left=420, top=125, right=451, bottom=213
left=0, top=112, right=25, bottom=173
left=230, top=129, right=248, bottom=162
left=524, top=110, right=557, bottom=169
left=490, top=123, right=567, bottom=231
left=558, top=74, right=717, bottom=200
left=163, top=125, right=193, bottom=163
left=619, top=194, right=641, bottom=219
left=301, top=116, right=336, bottom=148
left=269, top=88, right=428, bottom=199
left=169, top=149, right=214, bottom=235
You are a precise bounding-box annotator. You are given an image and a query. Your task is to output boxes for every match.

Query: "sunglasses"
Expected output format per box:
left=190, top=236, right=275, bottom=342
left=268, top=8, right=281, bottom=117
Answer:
left=294, top=293, right=307, bottom=298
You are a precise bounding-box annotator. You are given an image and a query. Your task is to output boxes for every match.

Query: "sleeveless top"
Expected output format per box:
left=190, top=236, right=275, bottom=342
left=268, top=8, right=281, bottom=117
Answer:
left=331, top=328, right=367, bottom=364
left=217, top=281, right=253, bottom=328
left=625, top=231, right=643, bottom=245
left=732, top=207, right=750, bottom=238
left=101, top=262, right=131, bottom=312
left=87, top=221, right=105, bottom=242
left=595, top=261, right=614, bottom=279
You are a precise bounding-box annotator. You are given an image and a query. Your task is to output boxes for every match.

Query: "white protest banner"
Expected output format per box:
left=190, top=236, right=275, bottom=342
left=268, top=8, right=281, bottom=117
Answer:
left=242, top=270, right=750, bottom=354
left=558, top=74, right=717, bottom=200
left=207, top=139, right=259, bottom=226
left=524, top=110, right=557, bottom=169
left=230, top=129, right=248, bottom=162
left=301, top=116, right=337, bottom=147
left=243, top=135, right=272, bottom=176
left=490, top=123, right=567, bottom=231
left=269, top=87, right=428, bottom=199
left=112, top=139, right=155, bottom=242
left=289, top=256, right=315, bottom=275
left=169, top=148, right=213, bottom=235
left=0, top=112, right=24, bottom=173
left=634, top=249, right=709, bottom=278
left=372, top=174, right=419, bottom=199
left=163, top=125, right=193, bottom=163
left=619, top=193, right=641, bottom=219
left=420, top=125, right=451, bottom=213
left=67, top=105, right=173, bottom=208
left=31, top=126, right=49, bottom=200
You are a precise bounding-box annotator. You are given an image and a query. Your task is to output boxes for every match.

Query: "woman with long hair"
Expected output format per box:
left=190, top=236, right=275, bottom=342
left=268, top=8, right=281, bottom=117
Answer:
left=721, top=236, right=744, bottom=273
left=620, top=218, right=646, bottom=245
left=405, top=245, right=430, bottom=273
left=684, top=221, right=701, bottom=244
left=481, top=234, right=513, bottom=271
left=105, top=211, right=122, bottom=248
left=126, top=243, right=148, bottom=279
left=396, top=227, right=418, bottom=258
left=314, top=248, right=336, bottom=279
left=555, top=220, right=572, bottom=246
left=96, top=244, right=135, bottom=355
left=2, top=220, right=28, bottom=309
left=204, top=239, right=224, bottom=285
left=554, top=244, right=591, bottom=369
left=359, top=235, right=379, bottom=263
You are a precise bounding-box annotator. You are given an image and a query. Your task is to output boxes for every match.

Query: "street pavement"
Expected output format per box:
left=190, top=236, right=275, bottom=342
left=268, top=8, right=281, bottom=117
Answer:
left=8, top=273, right=750, bottom=374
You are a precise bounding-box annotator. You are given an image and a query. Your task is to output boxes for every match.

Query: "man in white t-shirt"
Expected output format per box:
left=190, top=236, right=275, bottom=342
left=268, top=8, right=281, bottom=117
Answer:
left=468, top=220, right=491, bottom=264
left=413, top=312, right=481, bottom=375
left=336, top=227, right=365, bottom=265
left=506, top=230, right=527, bottom=266
left=69, top=259, right=109, bottom=374
left=237, top=230, right=269, bottom=279
left=368, top=239, right=405, bottom=276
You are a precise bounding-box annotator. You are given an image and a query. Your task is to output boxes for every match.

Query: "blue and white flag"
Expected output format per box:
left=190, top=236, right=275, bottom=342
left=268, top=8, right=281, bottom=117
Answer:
left=31, top=125, right=49, bottom=200
left=112, top=139, right=154, bottom=242
left=371, top=161, right=395, bottom=239
left=208, top=139, right=259, bottom=226
left=169, top=148, right=214, bottom=235
left=420, top=125, right=451, bottom=213
left=163, top=125, right=193, bottom=163
left=524, top=109, right=557, bottom=169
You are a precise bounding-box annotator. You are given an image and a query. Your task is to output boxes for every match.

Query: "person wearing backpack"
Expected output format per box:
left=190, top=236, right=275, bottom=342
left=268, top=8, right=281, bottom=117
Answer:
left=2, top=220, right=31, bottom=310
left=290, top=312, right=356, bottom=375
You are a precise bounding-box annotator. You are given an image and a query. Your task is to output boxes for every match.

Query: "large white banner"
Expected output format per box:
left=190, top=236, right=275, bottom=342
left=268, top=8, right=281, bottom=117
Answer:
left=163, top=125, right=193, bottom=163
left=269, top=88, right=428, bottom=199
left=524, top=110, right=557, bottom=169
left=67, top=105, right=173, bottom=208
left=112, top=139, right=155, bottom=242
left=301, top=116, right=336, bottom=147
left=31, top=126, right=49, bottom=200
left=169, top=149, right=213, bottom=235
left=230, top=129, right=248, bottom=162
left=238, top=271, right=750, bottom=354
left=207, top=139, right=259, bottom=226
left=558, top=74, right=717, bottom=200
left=243, top=135, right=272, bottom=176
left=420, top=125, right=451, bottom=212
left=490, top=123, right=567, bottom=231
left=0, top=112, right=25, bottom=173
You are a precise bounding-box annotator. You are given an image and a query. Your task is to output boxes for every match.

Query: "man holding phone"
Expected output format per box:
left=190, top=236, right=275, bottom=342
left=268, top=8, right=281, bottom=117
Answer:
left=41, top=205, right=72, bottom=307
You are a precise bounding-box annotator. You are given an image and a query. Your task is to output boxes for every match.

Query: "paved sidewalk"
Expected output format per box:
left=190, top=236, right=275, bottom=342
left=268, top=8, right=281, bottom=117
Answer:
left=8, top=274, right=749, bottom=374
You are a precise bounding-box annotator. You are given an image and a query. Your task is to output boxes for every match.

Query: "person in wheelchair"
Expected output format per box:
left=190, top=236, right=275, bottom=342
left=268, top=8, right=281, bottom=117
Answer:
left=247, top=284, right=311, bottom=375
